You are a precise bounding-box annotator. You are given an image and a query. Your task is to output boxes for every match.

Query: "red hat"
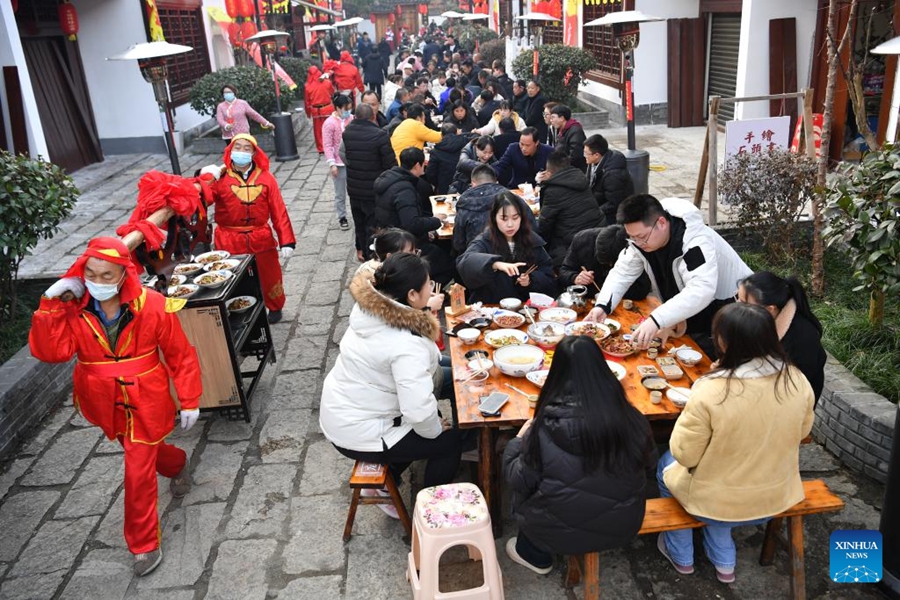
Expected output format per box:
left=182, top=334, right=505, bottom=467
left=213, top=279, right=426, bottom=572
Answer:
left=64, top=237, right=143, bottom=304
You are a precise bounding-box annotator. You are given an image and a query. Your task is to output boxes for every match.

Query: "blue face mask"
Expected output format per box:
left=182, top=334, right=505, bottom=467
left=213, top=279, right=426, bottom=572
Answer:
left=223, top=92, right=235, bottom=102
left=342, top=110, right=352, bottom=119
left=231, top=151, right=253, bottom=167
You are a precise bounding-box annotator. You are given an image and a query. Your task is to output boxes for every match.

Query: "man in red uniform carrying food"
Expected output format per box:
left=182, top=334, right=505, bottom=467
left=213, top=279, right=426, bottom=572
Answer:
left=28, top=236, right=202, bottom=577
left=209, top=133, right=296, bottom=323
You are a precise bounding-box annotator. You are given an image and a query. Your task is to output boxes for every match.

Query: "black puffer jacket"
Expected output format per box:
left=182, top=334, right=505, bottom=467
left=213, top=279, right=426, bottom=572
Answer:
left=425, top=132, right=474, bottom=194
left=373, top=166, right=441, bottom=245
left=343, top=119, right=396, bottom=203
left=449, top=141, right=497, bottom=194
left=502, top=393, right=649, bottom=555
left=589, top=150, right=634, bottom=224
left=558, top=226, right=652, bottom=297
left=363, top=53, right=385, bottom=85
left=452, top=182, right=524, bottom=254
left=557, top=120, right=587, bottom=172
left=523, top=92, right=548, bottom=144
left=537, top=167, right=606, bottom=266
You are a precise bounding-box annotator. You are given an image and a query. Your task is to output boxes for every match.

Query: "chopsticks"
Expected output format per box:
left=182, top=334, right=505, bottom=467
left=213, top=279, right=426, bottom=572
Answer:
left=581, top=266, right=603, bottom=294
left=520, top=264, right=538, bottom=278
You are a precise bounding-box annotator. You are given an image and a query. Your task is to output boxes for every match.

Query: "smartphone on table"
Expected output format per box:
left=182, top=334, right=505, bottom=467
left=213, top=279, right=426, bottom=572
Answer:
left=479, top=392, right=510, bottom=417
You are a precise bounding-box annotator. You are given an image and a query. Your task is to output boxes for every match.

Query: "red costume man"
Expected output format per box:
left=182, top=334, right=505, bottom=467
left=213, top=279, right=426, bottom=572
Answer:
left=304, top=65, right=335, bottom=154
left=332, top=50, right=365, bottom=108
left=29, top=237, right=202, bottom=577
left=209, top=133, right=296, bottom=323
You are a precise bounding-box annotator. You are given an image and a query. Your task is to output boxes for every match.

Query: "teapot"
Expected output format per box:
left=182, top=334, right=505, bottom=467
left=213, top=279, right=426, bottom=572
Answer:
left=557, top=285, right=589, bottom=315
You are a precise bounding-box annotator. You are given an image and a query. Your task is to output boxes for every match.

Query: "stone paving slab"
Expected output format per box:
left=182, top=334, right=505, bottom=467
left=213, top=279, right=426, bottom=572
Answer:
left=0, top=126, right=888, bottom=600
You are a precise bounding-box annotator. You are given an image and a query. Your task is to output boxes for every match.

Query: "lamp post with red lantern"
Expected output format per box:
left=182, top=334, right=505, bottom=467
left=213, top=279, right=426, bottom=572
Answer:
left=107, top=41, right=192, bottom=175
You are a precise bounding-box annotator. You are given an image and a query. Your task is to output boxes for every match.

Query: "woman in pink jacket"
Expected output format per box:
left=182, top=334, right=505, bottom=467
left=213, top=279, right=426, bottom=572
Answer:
left=215, top=84, right=273, bottom=143
left=322, top=94, right=353, bottom=231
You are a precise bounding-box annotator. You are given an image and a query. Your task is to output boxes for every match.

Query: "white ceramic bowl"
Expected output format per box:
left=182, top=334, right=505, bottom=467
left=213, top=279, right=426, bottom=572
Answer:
left=167, top=284, right=199, bottom=299
left=203, top=258, right=241, bottom=272
left=539, top=307, right=577, bottom=324
left=499, top=297, right=523, bottom=311
left=565, top=321, right=612, bottom=340
left=194, top=250, right=231, bottom=265
left=492, top=309, right=526, bottom=329
left=603, top=319, right=622, bottom=334
left=526, top=369, right=550, bottom=388
left=457, top=328, right=481, bottom=344
left=606, top=360, right=627, bottom=381
left=483, top=328, right=529, bottom=348
left=193, top=269, right=234, bottom=290
left=467, top=358, right=493, bottom=373
left=667, top=387, right=692, bottom=407
left=527, top=321, right=566, bottom=349
left=168, top=274, right=186, bottom=286
left=227, top=295, right=257, bottom=314
left=675, top=348, right=703, bottom=367
left=173, top=263, right=203, bottom=277
left=493, top=344, right=545, bottom=377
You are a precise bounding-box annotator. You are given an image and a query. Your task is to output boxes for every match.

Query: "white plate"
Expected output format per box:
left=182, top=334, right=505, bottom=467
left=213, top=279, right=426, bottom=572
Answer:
left=193, top=269, right=234, bottom=289
left=227, top=295, right=257, bottom=314
left=565, top=321, right=611, bottom=340
left=606, top=360, right=627, bottom=381
left=194, top=250, right=231, bottom=265
left=539, top=307, right=577, bottom=324
left=525, top=369, right=550, bottom=388
left=483, top=328, right=529, bottom=348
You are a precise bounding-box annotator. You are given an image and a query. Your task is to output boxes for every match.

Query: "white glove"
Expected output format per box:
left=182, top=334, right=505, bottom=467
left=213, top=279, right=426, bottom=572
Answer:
left=200, top=164, right=224, bottom=180
left=280, top=246, right=294, bottom=259
left=45, top=277, right=85, bottom=300
left=180, top=409, right=200, bottom=431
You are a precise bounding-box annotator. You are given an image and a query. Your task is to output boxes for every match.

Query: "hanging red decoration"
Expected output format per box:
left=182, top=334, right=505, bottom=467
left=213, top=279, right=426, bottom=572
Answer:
left=369, top=13, right=376, bottom=24
left=418, top=4, right=427, bottom=15
left=58, top=1, right=79, bottom=41
left=236, top=0, right=255, bottom=18
left=388, top=12, right=395, bottom=24
left=225, top=0, right=241, bottom=19
left=241, top=20, right=258, bottom=41
left=256, top=0, right=267, bottom=15
left=227, top=22, right=242, bottom=47
left=395, top=5, right=401, bottom=15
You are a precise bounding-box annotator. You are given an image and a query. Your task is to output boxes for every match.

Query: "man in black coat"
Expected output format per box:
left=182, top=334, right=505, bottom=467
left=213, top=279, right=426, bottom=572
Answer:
left=362, top=52, right=385, bottom=99
left=550, top=104, right=587, bottom=172
left=492, top=61, right=515, bottom=101
left=361, top=90, right=388, bottom=128
left=425, top=123, right=474, bottom=195
left=584, top=134, right=634, bottom=224
left=558, top=225, right=652, bottom=298
left=523, top=79, right=548, bottom=144
left=377, top=38, right=392, bottom=77
left=536, top=150, right=606, bottom=266
left=422, top=36, right=442, bottom=67
left=492, top=117, right=521, bottom=159
left=512, top=79, right=528, bottom=115
left=343, top=104, right=397, bottom=261
left=373, top=147, right=455, bottom=283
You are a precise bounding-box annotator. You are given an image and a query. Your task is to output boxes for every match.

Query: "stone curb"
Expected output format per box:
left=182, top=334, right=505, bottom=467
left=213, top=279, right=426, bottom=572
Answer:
left=813, top=353, right=896, bottom=483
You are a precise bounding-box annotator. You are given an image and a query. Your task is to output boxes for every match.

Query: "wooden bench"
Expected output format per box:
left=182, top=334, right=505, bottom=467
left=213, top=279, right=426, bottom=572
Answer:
left=342, top=461, right=412, bottom=542
left=566, top=479, right=844, bottom=600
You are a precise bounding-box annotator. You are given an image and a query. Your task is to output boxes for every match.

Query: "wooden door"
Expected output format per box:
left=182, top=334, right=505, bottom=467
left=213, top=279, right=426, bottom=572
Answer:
left=667, top=18, right=706, bottom=127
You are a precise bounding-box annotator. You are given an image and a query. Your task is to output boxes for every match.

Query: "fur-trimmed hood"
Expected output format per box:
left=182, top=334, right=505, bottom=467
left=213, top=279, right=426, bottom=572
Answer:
left=348, top=268, right=440, bottom=341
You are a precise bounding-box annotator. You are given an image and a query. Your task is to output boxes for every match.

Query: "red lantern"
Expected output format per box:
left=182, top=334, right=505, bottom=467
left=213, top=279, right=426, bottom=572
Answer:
left=388, top=12, right=395, bottom=24
left=236, top=0, right=254, bottom=18
left=396, top=5, right=401, bottom=15
left=418, top=4, right=427, bottom=15
left=241, top=20, right=258, bottom=42
left=58, top=0, right=79, bottom=41
left=225, top=0, right=241, bottom=19
left=369, top=13, right=376, bottom=24
left=227, top=22, right=242, bottom=47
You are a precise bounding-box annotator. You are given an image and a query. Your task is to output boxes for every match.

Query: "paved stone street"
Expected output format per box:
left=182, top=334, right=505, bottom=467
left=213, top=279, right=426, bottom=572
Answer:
left=0, top=125, right=888, bottom=599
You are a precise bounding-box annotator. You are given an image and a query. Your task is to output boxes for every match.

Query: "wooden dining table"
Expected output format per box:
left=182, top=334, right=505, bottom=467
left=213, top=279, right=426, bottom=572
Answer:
left=445, top=297, right=714, bottom=533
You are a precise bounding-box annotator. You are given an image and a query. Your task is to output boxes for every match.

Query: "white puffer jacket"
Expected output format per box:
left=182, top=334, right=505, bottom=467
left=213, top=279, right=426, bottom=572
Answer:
left=596, top=198, right=753, bottom=329
left=319, top=269, right=442, bottom=452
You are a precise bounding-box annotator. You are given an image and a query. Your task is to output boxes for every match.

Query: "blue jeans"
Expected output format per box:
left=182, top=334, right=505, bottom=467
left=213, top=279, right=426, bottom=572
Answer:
left=439, top=355, right=454, bottom=402
left=656, top=451, right=770, bottom=569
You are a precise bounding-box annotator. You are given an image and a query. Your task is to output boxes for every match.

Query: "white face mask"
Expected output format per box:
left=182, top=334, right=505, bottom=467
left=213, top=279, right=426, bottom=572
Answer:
left=85, top=273, right=124, bottom=301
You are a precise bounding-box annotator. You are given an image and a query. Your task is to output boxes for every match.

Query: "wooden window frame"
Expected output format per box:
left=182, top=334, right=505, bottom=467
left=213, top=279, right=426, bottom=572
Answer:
left=156, top=0, right=212, bottom=106
left=581, top=0, right=632, bottom=90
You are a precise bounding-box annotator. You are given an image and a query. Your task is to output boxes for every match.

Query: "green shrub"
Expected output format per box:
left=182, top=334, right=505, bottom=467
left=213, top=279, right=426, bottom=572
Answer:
left=512, top=44, right=595, bottom=105
left=189, top=66, right=278, bottom=122
left=453, top=24, right=499, bottom=54
left=279, top=56, right=313, bottom=100
left=0, top=151, right=78, bottom=326
left=479, top=38, right=505, bottom=67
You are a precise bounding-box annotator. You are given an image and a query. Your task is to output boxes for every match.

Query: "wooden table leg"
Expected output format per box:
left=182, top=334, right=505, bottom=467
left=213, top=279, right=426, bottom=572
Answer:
left=788, top=516, right=806, bottom=600
left=583, top=552, right=600, bottom=600
left=478, top=428, right=502, bottom=536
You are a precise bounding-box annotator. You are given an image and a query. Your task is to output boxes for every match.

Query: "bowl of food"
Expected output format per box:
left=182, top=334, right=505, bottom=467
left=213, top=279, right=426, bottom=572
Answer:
left=565, top=321, right=611, bottom=340
left=493, top=344, right=545, bottom=377
left=194, top=269, right=234, bottom=290
left=603, top=319, right=622, bottom=334
left=204, top=258, right=241, bottom=272
left=600, top=335, right=636, bottom=358
left=538, top=307, right=577, bottom=325
left=168, top=274, right=186, bottom=286
left=466, top=317, right=492, bottom=330
left=492, top=309, right=526, bottom=329
left=527, top=321, right=566, bottom=349
left=483, top=328, right=529, bottom=349
left=227, top=295, right=257, bottom=314
left=168, top=284, right=199, bottom=299
left=173, top=263, right=203, bottom=277
left=525, top=369, right=550, bottom=388
left=675, top=348, right=703, bottom=367
left=194, top=250, right=231, bottom=265
left=499, top=297, right=523, bottom=312
left=667, top=387, right=692, bottom=408
left=641, top=376, right=668, bottom=391
left=606, top=360, right=627, bottom=381
left=456, top=328, right=481, bottom=345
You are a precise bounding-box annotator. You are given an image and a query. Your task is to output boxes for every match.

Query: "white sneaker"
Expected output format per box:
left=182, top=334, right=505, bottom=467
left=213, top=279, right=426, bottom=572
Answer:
left=505, top=537, right=552, bottom=575
left=361, top=488, right=400, bottom=519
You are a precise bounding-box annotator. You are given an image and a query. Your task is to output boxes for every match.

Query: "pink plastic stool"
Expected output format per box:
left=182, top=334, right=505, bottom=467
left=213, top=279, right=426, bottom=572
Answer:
left=407, top=483, right=504, bottom=599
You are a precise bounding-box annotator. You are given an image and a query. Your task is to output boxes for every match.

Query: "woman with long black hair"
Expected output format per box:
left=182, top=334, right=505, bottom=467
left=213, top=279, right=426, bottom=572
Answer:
left=502, top=336, right=654, bottom=574
left=456, top=192, right=557, bottom=303
left=656, top=303, right=814, bottom=583
left=736, top=271, right=826, bottom=401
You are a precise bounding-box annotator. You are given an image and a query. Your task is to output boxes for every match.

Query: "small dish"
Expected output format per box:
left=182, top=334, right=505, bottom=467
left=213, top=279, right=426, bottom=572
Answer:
left=603, top=319, right=622, bottom=334
left=526, top=369, right=550, bottom=388
left=457, top=328, right=481, bottom=344
left=538, top=307, right=577, bottom=324
left=465, top=349, right=489, bottom=361
left=492, top=309, right=526, bottom=329
left=668, top=387, right=692, bottom=408
left=641, top=376, right=668, bottom=391
left=227, top=295, right=257, bottom=314
left=499, top=297, right=523, bottom=311
left=484, top=328, right=529, bottom=349
left=466, top=317, right=492, bottom=330
left=675, top=348, right=703, bottom=367
left=467, top=358, right=493, bottom=373
left=606, top=360, right=627, bottom=381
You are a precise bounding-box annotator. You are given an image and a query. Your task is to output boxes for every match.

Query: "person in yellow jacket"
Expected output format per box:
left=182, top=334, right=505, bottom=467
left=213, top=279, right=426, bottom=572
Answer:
left=390, top=104, right=442, bottom=163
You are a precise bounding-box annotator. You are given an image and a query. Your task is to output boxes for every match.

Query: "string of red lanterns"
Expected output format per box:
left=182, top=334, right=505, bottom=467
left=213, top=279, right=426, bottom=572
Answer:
left=58, top=0, right=79, bottom=41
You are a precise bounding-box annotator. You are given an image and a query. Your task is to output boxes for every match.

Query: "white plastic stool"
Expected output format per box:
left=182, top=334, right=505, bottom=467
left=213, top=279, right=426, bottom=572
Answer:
left=407, top=482, right=504, bottom=599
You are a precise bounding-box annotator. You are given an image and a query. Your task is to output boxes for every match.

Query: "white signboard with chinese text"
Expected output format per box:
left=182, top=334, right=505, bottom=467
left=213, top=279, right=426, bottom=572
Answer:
left=724, top=116, right=791, bottom=158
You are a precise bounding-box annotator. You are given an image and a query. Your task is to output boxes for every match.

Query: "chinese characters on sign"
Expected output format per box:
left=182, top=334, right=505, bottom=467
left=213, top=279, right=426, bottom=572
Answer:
left=724, top=116, right=791, bottom=159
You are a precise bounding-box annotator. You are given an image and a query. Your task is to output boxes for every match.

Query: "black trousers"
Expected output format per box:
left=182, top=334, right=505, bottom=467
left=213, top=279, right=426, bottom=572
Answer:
left=348, top=196, right=375, bottom=256
left=367, top=82, right=383, bottom=99
left=333, top=428, right=463, bottom=489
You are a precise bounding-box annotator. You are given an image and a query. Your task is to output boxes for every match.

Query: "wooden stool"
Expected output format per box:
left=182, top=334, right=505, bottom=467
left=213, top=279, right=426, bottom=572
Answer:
left=343, top=461, right=412, bottom=542
left=407, top=483, right=504, bottom=599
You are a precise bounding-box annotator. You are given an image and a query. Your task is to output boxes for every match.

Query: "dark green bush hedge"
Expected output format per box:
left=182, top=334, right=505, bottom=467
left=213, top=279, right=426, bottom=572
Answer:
left=479, top=38, right=505, bottom=67
left=279, top=56, right=313, bottom=101
left=512, top=44, right=596, bottom=105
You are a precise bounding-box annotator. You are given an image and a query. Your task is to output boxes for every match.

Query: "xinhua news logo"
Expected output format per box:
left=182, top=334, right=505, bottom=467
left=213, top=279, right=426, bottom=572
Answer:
left=830, top=530, right=882, bottom=583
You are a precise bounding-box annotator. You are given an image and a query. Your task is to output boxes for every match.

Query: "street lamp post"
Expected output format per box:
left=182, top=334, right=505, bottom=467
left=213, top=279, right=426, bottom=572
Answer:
left=108, top=41, right=193, bottom=176
left=245, top=29, right=299, bottom=161
left=585, top=10, right=664, bottom=195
